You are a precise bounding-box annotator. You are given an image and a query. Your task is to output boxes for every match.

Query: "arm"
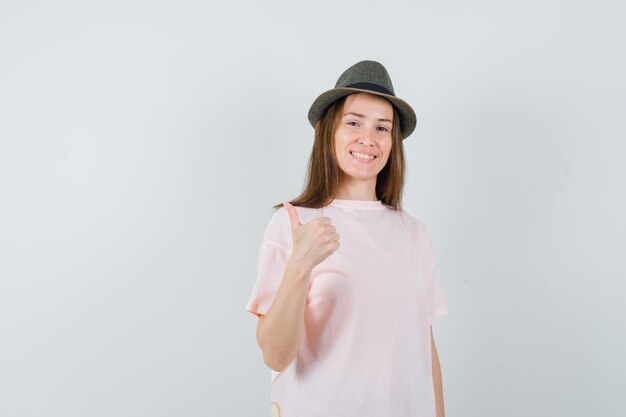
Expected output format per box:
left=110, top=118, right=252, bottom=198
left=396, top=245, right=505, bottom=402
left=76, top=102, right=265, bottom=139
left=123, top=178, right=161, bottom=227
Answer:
left=256, top=258, right=313, bottom=372
left=431, top=325, right=445, bottom=417
left=256, top=203, right=339, bottom=373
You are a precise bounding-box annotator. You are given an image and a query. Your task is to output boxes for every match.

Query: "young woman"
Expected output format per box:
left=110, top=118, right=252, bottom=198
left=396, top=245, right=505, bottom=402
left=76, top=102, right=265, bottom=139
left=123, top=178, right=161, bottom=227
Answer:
left=245, top=60, right=449, bottom=417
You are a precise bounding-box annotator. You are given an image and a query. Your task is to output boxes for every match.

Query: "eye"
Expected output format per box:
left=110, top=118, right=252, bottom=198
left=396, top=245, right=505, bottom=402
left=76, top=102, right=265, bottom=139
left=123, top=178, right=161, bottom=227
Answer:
left=348, top=121, right=359, bottom=126
left=377, top=126, right=390, bottom=132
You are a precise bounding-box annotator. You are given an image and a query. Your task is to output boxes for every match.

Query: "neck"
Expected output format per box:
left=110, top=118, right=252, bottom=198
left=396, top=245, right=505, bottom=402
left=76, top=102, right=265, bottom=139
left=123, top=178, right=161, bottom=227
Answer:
left=334, top=179, right=378, bottom=201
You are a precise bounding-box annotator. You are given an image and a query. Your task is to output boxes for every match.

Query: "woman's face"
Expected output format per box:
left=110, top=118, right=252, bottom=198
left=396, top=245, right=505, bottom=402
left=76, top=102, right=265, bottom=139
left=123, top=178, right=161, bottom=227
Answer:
left=333, top=92, right=394, bottom=184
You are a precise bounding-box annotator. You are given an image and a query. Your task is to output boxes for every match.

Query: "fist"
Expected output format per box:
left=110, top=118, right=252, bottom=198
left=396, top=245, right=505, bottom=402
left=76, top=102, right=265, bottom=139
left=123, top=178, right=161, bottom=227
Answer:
left=283, top=201, right=340, bottom=270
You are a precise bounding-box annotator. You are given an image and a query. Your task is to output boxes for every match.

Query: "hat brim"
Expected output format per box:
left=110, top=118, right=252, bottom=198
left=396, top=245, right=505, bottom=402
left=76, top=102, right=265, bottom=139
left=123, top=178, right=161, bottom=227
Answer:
left=307, top=87, right=417, bottom=140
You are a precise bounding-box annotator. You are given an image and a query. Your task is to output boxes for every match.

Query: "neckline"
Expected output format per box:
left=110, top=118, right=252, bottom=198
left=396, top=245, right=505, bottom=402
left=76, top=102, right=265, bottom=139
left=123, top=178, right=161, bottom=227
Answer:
left=328, top=198, right=386, bottom=210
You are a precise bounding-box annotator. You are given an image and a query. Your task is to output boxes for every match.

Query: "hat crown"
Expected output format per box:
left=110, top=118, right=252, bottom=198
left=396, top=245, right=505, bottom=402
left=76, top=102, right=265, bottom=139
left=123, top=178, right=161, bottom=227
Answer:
left=307, top=59, right=417, bottom=139
left=334, top=60, right=396, bottom=96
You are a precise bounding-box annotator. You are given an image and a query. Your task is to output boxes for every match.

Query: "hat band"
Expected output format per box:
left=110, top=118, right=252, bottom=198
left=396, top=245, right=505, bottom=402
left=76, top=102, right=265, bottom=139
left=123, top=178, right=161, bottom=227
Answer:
left=346, top=82, right=394, bottom=96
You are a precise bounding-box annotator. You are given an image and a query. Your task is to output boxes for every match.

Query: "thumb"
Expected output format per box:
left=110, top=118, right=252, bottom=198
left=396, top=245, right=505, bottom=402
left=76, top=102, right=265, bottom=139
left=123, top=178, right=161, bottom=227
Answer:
left=283, top=202, right=303, bottom=233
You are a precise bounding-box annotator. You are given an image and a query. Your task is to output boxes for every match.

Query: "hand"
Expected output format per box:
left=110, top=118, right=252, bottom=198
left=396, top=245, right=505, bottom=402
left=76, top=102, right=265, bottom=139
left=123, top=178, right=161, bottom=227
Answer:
left=283, top=202, right=340, bottom=270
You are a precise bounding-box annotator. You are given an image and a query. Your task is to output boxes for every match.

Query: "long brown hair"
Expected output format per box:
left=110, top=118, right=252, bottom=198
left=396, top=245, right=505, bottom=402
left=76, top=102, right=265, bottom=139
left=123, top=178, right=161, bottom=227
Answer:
left=273, top=93, right=406, bottom=211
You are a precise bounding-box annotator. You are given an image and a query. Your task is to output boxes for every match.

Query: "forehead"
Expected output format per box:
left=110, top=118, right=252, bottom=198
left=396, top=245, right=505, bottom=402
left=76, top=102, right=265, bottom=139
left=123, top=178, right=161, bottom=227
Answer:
left=343, top=92, right=393, bottom=119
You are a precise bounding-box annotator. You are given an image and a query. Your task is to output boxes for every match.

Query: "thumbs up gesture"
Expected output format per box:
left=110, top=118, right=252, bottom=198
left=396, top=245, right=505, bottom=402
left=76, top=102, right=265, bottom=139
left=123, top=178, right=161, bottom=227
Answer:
left=283, top=202, right=340, bottom=271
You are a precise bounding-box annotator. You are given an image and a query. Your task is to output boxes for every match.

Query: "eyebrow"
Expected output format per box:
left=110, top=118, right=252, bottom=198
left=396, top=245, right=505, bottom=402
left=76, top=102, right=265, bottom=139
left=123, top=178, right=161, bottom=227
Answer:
left=343, top=112, right=393, bottom=124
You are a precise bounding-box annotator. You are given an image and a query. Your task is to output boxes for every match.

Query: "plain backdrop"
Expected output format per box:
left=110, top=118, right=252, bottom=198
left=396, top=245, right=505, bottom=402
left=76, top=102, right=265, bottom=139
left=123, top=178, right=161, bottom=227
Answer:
left=1, top=0, right=625, bottom=416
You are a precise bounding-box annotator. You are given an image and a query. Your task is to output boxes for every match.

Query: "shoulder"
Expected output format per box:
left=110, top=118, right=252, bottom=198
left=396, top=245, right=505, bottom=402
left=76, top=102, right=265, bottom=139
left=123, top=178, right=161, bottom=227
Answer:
left=396, top=208, right=432, bottom=238
left=260, top=206, right=293, bottom=251
left=395, top=207, right=423, bottom=228
left=267, top=205, right=289, bottom=228
left=264, top=205, right=290, bottom=235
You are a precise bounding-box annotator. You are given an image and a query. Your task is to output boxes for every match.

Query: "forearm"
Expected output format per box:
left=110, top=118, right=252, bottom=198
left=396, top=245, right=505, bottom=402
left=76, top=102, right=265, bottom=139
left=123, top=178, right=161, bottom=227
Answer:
left=257, top=258, right=313, bottom=372
left=432, top=343, right=445, bottom=417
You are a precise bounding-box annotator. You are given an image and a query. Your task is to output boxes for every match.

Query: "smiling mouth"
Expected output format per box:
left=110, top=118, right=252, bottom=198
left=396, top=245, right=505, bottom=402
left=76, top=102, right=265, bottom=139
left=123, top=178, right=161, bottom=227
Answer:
left=350, top=150, right=377, bottom=160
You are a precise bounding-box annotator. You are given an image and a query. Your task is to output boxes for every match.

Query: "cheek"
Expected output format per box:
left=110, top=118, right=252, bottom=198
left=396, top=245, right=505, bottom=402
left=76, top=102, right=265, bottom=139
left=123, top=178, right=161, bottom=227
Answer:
left=334, top=131, right=351, bottom=151
left=383, top=141, right=393, bottom=158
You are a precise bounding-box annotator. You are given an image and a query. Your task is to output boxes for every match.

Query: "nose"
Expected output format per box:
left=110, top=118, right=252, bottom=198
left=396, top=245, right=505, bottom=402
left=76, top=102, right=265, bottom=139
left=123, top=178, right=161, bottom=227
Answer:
left=357, top=128, right=375, bottom=146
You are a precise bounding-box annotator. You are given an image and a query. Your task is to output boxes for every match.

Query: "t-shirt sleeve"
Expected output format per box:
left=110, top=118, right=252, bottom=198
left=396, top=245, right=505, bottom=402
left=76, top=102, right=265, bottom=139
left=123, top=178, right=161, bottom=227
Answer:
left=244, top=240, right=291, bottom=318
left=421, top=223, right=448, bottom=325
left=427, top=260, right=448, bottom=325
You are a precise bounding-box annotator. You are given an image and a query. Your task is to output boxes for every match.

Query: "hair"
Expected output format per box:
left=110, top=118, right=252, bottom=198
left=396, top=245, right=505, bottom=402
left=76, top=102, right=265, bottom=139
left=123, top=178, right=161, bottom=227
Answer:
left=273, top=93, right=407, bottom=211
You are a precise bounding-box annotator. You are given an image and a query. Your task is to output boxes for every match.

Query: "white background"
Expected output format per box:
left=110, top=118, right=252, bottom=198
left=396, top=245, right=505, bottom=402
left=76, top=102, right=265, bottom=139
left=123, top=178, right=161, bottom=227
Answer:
left=1, top=0, right=625, bottom=416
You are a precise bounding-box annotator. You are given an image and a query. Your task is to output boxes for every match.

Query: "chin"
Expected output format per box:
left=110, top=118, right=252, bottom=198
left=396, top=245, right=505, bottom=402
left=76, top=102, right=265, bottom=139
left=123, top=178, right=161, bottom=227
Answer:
left=346, top=172, right=380, bottom=181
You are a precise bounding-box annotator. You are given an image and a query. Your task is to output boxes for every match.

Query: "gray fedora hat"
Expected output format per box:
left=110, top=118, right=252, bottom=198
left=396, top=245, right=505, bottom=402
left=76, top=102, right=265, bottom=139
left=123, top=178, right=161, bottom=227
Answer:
left=307, top=60, right=417, bottom=139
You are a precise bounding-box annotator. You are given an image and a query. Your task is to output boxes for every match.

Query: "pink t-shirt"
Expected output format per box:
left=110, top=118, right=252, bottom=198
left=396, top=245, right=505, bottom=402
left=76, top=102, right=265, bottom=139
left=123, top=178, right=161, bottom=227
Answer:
left=244, top=198, right=448, bottom=417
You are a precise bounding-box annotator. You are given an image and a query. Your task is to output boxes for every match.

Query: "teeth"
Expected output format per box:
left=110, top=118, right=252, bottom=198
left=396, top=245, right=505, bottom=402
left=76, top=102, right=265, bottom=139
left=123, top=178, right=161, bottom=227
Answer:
left=350, top=151, right=375, bottom=160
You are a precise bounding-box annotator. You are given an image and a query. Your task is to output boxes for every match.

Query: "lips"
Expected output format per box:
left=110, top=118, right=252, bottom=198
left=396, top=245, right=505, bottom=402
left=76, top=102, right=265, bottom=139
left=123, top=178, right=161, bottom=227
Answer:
left=350, top=150, right=377, bottom=160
